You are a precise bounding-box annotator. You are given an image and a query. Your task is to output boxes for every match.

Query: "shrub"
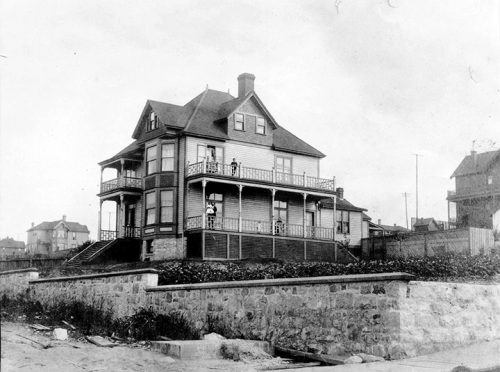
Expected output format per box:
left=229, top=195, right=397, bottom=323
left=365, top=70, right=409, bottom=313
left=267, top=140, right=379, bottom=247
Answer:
left=155, top=253, right=500, bottom=285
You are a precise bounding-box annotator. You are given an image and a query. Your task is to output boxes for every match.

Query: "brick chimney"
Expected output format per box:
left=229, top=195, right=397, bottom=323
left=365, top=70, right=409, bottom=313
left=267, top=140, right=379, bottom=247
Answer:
left=378, top=219, right=381, bottom=225
left=62, top=215, right=67, bottom=221
left=31, top=222, right=34, bottom=227
left=336, top=187, right=344, bottom=199
left=237, top=73, right=255, bottom=98
left=471, top=150, right=478, bottom=166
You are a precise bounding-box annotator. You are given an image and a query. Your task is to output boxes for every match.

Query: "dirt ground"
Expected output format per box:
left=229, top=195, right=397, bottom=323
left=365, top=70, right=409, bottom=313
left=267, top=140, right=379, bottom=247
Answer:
left=0, top=322, right=259, bottom=372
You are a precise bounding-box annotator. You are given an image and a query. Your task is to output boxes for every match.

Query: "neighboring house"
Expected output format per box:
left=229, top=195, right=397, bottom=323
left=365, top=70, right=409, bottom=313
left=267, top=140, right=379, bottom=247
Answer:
left=26, top=215, right=90, bottom=255
left=0, top=237, right=25, bottom=257
left=448, top=149, right=500, bottom=230
left=367, top=219, right=409, bottom=237
left=96, top=73, right=367, bottom=261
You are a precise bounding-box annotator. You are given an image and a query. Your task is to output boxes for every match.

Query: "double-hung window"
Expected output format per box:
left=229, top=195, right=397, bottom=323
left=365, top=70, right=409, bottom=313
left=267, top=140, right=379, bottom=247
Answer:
left=256, top=117, right=265, bottom=134
left=146, top=146, right=157, bottom=175
left=234, top=113, right=244, bottom=131
left=148, top=112, right=158, bottom=131
left=336, top=210, right=350, bottom=234
left=146, top=192, right=156, bottom=225
left=160, top=190, right=174, bottom=223
left=161, top=143, right=175, bottom=171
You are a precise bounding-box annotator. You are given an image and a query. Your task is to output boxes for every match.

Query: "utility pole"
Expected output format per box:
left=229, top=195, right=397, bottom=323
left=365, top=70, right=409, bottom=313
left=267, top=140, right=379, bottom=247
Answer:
left=402, top=192, right=410, bottom=230
left=414, top=154, right=420, bottom=221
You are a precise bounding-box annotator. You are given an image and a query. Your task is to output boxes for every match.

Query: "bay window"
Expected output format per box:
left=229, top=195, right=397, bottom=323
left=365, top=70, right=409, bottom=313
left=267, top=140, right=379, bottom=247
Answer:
left=160, top=190, right=174, bottom=223
left=161, top=143, right=175, bottom=171
left=146, top=192, right=156, bottom=225
left=146, top=146, right=157, bottom=175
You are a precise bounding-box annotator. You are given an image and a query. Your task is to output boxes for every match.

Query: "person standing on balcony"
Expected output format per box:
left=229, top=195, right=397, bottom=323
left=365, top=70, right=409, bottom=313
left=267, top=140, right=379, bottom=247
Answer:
left=230, top=158, right=238, bottom=176
left=206, top=202, right=217, bottom=229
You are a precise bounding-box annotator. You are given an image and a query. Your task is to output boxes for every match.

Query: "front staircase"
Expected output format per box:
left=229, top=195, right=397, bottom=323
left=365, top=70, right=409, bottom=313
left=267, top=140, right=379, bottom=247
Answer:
left=65, top=240, right=114, bottom=267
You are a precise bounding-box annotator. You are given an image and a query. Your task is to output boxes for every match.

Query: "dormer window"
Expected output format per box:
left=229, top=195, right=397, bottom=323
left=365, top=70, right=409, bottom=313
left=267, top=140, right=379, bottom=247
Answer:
left=234, top=113, right=244, bottom=131
left=148, top=112, right=158, bottom=131
left=256, top=117, right=266, bottom=135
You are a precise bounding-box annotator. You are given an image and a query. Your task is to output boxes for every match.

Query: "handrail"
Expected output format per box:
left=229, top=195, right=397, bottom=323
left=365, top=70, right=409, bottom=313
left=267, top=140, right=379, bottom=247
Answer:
left=100, top=177, right=142, bottom=193
left=186, top=161, right=335, bottom=192
left=185, top=215, right=335, bottom=241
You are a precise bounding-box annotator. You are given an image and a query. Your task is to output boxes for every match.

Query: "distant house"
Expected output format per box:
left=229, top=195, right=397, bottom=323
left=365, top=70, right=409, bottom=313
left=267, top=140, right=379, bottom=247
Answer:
left=0, top=237, right=25, bottom=257
left=368, top=219, right=409, bottom=237
left=26, top=215, right=90, bottom=255
left=412, top=218, right=441, bottom=232
left=448, top=149, right=500, bottom=230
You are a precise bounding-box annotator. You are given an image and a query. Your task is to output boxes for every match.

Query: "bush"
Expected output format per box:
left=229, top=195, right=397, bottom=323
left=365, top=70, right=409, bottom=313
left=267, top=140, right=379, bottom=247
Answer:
left=155, top=253, right=500, bottom=285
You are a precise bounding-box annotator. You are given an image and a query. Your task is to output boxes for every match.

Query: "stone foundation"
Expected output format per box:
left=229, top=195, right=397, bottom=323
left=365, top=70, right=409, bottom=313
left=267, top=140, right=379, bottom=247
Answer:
left=0, top=268, right=39, bottom=298
left=142, top=237, right=186, bottom=260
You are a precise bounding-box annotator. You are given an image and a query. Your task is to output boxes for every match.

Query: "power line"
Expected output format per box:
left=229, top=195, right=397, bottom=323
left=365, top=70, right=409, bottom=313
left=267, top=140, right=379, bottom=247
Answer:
left=402, top=192, right=410, bottom=229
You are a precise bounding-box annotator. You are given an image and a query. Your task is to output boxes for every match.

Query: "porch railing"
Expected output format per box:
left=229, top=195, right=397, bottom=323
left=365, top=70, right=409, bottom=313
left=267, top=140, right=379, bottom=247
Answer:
left=448, top=184, right=500, bottom=199
left=100, top=230, right=117, bottom=241
left=123, top=226, right=141, bottom=238
left=186, top=161, right=335, bottom=192
left=100, top=177, right=142, bottom=193
left=186, top=215, right=334, bottom=241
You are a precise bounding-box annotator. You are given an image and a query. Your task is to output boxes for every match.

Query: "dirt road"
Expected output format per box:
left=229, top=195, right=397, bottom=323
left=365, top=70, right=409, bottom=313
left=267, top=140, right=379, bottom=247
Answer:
left=1, top=321, right=255, bottom=371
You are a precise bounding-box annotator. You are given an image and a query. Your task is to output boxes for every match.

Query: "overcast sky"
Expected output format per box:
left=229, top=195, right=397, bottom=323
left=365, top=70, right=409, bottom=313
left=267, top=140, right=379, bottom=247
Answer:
left=1, top=0, right=500, bottom=241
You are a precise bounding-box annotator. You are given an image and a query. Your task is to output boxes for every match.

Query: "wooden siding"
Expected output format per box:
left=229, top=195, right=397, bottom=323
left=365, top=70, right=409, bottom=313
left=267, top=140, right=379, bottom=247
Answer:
left=226, top=97, right=274, bottom=146
left=177, top=136, right=186, bottom=234
left=320, top=209, right=363, bottom=246
left=185, top=136, right=320, bottom=178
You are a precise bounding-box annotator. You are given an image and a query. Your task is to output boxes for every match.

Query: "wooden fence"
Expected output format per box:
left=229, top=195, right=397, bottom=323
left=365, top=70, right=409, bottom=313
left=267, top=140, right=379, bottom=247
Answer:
left=361, top=227, right=494, bottom=260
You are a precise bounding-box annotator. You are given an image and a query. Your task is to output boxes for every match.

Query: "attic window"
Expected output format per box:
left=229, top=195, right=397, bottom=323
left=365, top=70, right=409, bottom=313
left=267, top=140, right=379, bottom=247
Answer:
left=148, top=112, right=159, bottom=131
left=256, top=117, right=266, bottom=135
left=234, top=113, right=244, bottom=131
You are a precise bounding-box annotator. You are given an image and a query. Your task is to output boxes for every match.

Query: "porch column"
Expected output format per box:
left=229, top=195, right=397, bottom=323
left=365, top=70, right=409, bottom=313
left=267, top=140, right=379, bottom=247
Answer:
left=201, top=179, right=207, bottom=229
left=271, top=188, right=276, bottom=235
left=119, top=194, right=125, bottom=238
left=238, top=184, right=243, bottom=232
left=303, top=193, right=307, bottom=238
left=332, top=195, right=337, bottom=261
left=120, top=159, right=125, bottom=178
left=97, top=199, right=103, bottom=241
left=99, top=167, right=104, bottom=193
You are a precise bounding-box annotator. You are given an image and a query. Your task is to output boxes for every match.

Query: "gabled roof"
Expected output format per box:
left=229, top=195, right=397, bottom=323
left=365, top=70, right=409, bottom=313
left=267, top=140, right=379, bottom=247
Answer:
left=110, top=79, right=328, bottom=162
left=412, top=218, right=437, bottom=227
left=0, top=238, right=25, bottom=249
left=380, top=224, right=409, bottom=232
left=451, top=149, right=500, bottom=178
left=27, top=220, right=90, bottom=233
left=319, top=198, right=367, bottom=212
left=362, top=212, right=372, bottom=221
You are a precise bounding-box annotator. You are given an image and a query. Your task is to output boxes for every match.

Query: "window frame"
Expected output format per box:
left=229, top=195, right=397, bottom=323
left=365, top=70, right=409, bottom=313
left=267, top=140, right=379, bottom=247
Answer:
left=273, top=199, right=288, bottom=223
left=145, top=191, right=156, bottom=225
left=197, top=144, right=224, bottom=164
left=256, top=117, right=266, bottom=135
left=161, top=143, right=175, bottom=172
left=148, top=112, right=158, bottom=131
left=206, top=192, right=223, bottom=217
left=336, top=210, right=350, bottom=234
left=234, top=113, right=245, bottom=131
left=275, top=155, right=292, bottom=174
left=160, top=190, right=174, bottom=223
left=146, top=145, right=157, bottom=175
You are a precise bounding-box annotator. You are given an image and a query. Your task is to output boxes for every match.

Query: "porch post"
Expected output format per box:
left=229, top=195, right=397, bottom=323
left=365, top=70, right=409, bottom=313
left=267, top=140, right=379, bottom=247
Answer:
left=333, top=195, right=337, bottom=261
left=201, top=179, right=207, bottom=229
left=98, top=199, right=103, bottom=241
left=303, top=193, right=307, bottom=238
left=271, top=188, right=276, bottom=235
left=99, top=167, right=104, bottom=193
left=238, top=184, right=243, bottom=232
left=119, top=194, right=125, bottom=238
left=120, top=159, right=125, bottom=178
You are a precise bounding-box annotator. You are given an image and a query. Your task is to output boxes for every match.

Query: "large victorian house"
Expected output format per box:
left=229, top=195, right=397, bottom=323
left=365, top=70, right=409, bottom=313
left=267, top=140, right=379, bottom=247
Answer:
left=78, top=73, right=367, bottom=263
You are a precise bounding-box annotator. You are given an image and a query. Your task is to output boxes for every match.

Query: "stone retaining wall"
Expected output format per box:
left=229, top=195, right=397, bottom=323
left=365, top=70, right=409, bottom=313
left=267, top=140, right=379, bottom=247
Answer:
left=1, top=268, right=499, bottom=359
left=28, top=269, right=158, bottom=318
left=0, top=268, right=39, bottom=298
left=146, top=273, right=411, bottom=357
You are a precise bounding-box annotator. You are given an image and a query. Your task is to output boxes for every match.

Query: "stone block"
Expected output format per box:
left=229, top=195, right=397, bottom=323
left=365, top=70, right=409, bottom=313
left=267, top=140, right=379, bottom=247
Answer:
left=151, top=340, right=223, bottom=359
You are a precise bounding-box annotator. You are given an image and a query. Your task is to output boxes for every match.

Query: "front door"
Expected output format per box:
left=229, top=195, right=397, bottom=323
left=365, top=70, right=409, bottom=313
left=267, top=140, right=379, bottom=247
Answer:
left=125, top=204, right=136, bottom=227
left=306, top=211, right=314, bottom=238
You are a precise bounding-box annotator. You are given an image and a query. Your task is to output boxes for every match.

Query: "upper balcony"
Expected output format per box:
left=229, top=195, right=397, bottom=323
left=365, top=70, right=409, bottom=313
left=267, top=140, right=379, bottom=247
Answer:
left=186, top=161, right=335, bottom=193
left=447, top=184, right=500, bottom=202
left=99, top=176, right=142, bottom=196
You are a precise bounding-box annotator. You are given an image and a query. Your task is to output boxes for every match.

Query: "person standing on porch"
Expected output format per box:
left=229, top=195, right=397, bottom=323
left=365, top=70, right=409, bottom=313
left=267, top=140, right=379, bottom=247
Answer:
left=230, top=158, right=238, bottom=176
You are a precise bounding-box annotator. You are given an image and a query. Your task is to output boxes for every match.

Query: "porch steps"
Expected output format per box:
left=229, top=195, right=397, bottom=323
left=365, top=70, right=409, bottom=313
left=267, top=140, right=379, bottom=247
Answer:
left=65, top=240, right=113, bottom=267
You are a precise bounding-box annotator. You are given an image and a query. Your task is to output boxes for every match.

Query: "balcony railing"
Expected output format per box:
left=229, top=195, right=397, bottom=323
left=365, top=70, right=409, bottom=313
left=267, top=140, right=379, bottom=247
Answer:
left=186, top=161, right=335, bottom=192
left=186, top=215, right=334, bottom=241
left=100, top=230, right=117, bottom=241
left=448, top=184, right=500, bottom=200
left=100, top=177, right=142, bottom=193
